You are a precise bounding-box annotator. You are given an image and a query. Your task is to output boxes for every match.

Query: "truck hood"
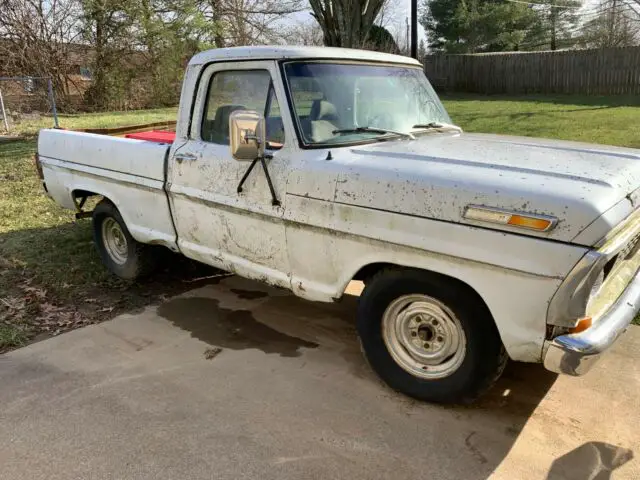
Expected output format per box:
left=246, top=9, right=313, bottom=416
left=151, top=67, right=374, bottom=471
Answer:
left=329, top=132, right=640, bottom=244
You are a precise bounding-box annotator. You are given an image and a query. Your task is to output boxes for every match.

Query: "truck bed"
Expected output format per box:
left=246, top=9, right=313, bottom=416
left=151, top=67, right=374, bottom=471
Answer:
left=38, top=129, right=170, bottom=181
left=124, top=130, right=176, bottom=144
left=37, top=128, right=177, bottom=250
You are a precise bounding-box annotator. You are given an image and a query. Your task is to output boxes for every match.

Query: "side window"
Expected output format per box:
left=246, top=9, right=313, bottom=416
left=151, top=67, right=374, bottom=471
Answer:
left=201, top=69, right=284, bottom=148
left=264, top=87, right=284, bottom=148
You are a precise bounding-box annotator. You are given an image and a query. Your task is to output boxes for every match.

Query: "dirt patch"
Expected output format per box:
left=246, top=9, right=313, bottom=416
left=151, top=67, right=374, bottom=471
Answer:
left=0, top=251, right=225, bottom=354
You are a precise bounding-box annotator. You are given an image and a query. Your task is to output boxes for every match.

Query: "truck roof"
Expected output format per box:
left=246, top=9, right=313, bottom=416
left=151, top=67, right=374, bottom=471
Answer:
left=188, top=46, right=421, bottom=67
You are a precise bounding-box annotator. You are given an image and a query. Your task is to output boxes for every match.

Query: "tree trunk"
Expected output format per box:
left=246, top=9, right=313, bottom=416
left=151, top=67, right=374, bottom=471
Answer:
left=550, top=7, right=557, bottom=50
left=607, top=0, right=618, bottom=46
left=92, top=0, right=107, bottom=108
left=309, top=0, right=386, bottom=48
left=209, top=0, right=226, bottom=47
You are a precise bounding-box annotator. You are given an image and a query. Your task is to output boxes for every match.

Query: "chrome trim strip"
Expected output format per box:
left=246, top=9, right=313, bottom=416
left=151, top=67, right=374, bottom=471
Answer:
left=543, top=269, right=640, bottom=375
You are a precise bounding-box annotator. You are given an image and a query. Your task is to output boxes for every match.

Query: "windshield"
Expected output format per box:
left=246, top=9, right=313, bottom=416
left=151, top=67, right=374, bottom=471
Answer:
left=283, top=62, right=453, bottom=146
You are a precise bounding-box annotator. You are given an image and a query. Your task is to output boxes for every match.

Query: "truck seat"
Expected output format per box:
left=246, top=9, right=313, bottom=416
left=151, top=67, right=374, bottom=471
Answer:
left=203, top=104, right=247, bottom=144
left=308, top=100, right=340, bottom=143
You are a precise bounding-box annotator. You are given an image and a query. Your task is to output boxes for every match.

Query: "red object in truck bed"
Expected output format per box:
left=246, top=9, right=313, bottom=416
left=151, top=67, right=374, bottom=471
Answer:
left=125, top=130, right=176, bottom=143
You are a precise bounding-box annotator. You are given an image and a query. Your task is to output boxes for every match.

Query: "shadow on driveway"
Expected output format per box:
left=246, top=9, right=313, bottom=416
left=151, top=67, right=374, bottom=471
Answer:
left=547, top=442, right=634, bottom=480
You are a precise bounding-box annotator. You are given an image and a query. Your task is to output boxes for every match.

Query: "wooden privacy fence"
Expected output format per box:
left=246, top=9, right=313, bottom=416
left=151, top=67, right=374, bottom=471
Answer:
left=424, top=47, right=640, bottom=95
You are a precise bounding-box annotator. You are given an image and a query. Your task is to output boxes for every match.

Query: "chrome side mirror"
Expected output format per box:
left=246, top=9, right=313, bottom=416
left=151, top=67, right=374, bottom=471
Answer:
left=229, top=110, right=265, bottom=161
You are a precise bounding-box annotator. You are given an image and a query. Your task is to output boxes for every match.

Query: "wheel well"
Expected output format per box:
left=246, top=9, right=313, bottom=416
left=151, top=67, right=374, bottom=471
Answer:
left=352, top=263, right=492, bottom=317
left=72, top=189, right=102, bottom=200
left=352, top=263, right=395, bottom=283
left=71, top=190, right=109, bottom=216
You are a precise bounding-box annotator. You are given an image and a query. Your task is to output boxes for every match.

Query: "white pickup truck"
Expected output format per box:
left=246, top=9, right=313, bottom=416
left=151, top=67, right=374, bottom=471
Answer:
left=37, top=46, right=640, bottom=403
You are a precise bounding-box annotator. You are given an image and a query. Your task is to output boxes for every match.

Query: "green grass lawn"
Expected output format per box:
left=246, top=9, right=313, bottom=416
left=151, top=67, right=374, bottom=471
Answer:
left=1, top=97, right=639, bottom=352
left=442, top=94, right=640, bottom=149
left=9, top=107, right=178, bottom=137
left=0, top=108, right=208, bottom=352
left=0, top=140, right=111, bottom=288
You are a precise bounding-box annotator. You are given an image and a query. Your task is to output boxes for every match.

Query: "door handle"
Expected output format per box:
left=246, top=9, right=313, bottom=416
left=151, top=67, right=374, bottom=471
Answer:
left=175, top=152, right=197, bottom=164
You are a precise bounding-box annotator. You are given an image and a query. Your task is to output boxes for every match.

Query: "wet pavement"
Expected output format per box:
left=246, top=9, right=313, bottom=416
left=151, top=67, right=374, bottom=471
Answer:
left=158, top=296, right=319, bottom=357
left=0, top=276, right=638, bottom=480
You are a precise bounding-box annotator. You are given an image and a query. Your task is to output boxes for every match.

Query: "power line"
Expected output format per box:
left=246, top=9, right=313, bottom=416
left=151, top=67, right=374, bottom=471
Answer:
left=503, top=0, right=582, bottom=9
left=505, top=0, right=640, bottom=18
left=589, top=0, right=635, bottom=16
left=574, top=2, right=640, bottom=18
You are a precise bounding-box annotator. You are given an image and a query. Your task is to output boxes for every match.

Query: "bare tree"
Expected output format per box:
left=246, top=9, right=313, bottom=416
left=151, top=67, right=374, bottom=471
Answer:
left=382, top=3, right=414, bottom=55
left=283, top=18, right=325, bottom=46
left=309, top=0, right=388, bottom=48
left=0, top=0, right=83, bottom=107
left=196, top=0, right=305, bottom=46
left=580, top=0, right=640, bottom=46
left=624, top=0, right=640, bottom=16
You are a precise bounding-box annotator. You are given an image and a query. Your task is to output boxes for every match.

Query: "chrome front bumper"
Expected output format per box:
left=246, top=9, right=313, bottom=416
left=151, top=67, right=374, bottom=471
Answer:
left=544, top=269, right=640, bottom=375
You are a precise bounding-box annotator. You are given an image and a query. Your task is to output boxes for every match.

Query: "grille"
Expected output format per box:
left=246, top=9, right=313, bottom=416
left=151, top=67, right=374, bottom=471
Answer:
left=619, top=232, right=640, bottom=262
left=605, top=231, right=640, bottom=280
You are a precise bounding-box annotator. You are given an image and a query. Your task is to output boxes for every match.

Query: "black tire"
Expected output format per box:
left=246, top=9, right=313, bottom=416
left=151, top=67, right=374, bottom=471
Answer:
left=357, top=268, right=507, bottom=404
left=92, top=199, right=155, bottom=280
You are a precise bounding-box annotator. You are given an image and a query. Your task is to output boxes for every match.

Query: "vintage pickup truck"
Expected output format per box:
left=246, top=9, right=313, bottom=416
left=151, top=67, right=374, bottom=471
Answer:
left=37, top=46, right=640, bottom=403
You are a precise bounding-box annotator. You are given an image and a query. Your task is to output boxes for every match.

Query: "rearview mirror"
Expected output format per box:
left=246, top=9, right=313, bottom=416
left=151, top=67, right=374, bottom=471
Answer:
left=229, top=110, right=265, bottom=161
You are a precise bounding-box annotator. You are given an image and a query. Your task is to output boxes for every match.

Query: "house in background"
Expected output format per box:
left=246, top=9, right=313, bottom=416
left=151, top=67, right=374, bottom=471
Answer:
left=0, top=41, right=94, bottom=115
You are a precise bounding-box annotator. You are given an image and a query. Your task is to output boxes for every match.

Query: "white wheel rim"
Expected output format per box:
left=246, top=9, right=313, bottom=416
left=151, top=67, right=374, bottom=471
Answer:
left=101, top=217, right=128, bottom=265
left=382, top=294, right=466, bottom=379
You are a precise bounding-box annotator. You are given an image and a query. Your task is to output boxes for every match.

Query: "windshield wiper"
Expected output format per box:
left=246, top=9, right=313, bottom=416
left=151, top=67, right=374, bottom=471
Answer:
left=332, top=126, right=415, bottom=140
left=412, top=122, right=462, bottom=132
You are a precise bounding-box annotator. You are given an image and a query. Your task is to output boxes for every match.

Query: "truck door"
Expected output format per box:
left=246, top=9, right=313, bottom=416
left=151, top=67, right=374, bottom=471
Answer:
left=168, top=60, right=293, bottom=288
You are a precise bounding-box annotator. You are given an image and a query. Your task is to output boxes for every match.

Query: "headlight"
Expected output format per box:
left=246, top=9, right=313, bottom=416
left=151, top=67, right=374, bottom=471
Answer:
left=549, top=209, right=640, bottom=328
left=548, top=251, right=609, bottom=328
left=585, top=269, right=605, bottom=315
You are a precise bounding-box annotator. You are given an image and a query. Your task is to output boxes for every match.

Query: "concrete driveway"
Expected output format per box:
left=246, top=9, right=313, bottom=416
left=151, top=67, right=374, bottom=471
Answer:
left=1, top=276, right=638, bottom=480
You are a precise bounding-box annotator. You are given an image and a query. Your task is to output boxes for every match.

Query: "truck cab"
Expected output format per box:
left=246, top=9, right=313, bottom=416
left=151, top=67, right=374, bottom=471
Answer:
left=37, top=46, right=640, bottom=404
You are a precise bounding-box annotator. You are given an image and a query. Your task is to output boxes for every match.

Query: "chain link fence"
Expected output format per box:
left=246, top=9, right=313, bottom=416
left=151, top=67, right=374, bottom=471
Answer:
left=0, top=76, right=58, bottom=135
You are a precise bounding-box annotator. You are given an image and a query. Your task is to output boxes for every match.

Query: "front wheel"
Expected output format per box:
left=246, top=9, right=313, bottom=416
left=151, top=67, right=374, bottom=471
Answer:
left=357, top=269, right=507, bottom=404
left=92, top=200, right=155, bottom=280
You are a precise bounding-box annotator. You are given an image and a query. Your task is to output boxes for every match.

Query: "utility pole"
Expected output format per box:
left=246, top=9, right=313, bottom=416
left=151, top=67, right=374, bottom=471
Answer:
left=411, top=0, right=418, bottom=59
left=0, top=89, right=8, bottom=132
left=405, top=17, right=410, bottom=54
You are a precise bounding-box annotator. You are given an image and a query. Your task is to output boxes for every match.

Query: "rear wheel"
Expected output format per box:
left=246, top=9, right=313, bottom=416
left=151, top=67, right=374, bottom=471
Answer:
left=101, top=217, right=129, bottom=266
left=357, top=268, right=507, bottom=404
left=92, top=200, right=155, bottom=280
